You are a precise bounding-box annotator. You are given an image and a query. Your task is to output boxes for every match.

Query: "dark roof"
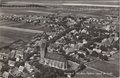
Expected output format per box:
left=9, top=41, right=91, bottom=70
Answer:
left=45, top=52, right=67, bottom=63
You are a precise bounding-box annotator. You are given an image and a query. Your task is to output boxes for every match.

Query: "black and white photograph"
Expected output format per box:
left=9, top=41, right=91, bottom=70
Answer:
left=0, top=0, right=119, bottom=78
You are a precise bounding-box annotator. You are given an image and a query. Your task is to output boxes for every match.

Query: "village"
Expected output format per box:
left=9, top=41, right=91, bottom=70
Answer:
left=0, top=0, right=119, bottom=78
left=0, top=13, right=119, bottom=78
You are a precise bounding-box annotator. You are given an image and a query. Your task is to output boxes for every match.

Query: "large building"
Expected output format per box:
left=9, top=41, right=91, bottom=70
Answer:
left=38, top=38, right=68, bottom=70
left=41, top=52, right=68, bottom=70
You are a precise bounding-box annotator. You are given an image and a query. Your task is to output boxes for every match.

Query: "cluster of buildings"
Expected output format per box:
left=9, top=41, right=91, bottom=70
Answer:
left=0, top=14, right=119, bottom=78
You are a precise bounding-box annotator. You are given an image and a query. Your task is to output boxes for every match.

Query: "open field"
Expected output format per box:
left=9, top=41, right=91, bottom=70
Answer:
left=59, top=66, right=116, bottom=78
left=0, top=20, right=52, bottom=32
left=0, top=1, right=119, bottom=16
left=86, top=59, right=119, bottom=77
left=0, top=28, right=36, bottom=47
left=2, top=0, right=120, bottom=5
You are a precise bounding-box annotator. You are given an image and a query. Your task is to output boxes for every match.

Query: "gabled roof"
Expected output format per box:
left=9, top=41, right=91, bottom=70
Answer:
left=45, top=52, right=67, bottom=63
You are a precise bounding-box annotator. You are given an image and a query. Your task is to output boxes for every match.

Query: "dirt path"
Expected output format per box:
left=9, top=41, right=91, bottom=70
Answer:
left=0, top=26, right=44, bottom=33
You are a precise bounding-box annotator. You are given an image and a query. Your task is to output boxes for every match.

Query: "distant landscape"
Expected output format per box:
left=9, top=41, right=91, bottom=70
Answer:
left=1, top=0, right=120, bottom=5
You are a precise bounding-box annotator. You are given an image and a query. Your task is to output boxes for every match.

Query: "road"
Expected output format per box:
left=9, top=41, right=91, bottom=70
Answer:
left=0, top=26, right=44, bottom=34
left=62, top=3, right=119, bottom=7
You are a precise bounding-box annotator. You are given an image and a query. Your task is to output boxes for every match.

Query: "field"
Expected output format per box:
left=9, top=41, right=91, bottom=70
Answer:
left=0, top=1, right=119, bottom=78
left=2, top=0, right=120, bottom=5
left=0, top=28, right=36, bottom=47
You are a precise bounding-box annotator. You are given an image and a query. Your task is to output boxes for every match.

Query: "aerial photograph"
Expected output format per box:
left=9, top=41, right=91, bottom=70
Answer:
left=0, top=0, right=119, bottom=78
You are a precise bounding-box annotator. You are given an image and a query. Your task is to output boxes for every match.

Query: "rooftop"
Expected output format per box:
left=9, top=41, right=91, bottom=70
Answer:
left=45, top=52, right=67, bottom=62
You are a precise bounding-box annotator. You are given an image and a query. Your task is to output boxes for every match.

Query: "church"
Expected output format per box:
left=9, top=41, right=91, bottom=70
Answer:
left=38, top=38, right=68, bottom=70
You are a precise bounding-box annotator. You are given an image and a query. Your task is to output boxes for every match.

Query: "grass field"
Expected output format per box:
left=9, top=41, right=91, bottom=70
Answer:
left=0, top=20, right=52, bottom=32
left=0, top=28, right=36, bottom=47
left=58, top=67, right=115, bottom=78
left=87, top=60, right=119, bottom=77
left=0, top=3, right=119, bottom=16
left=2, top=0, right=119, bottom=5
